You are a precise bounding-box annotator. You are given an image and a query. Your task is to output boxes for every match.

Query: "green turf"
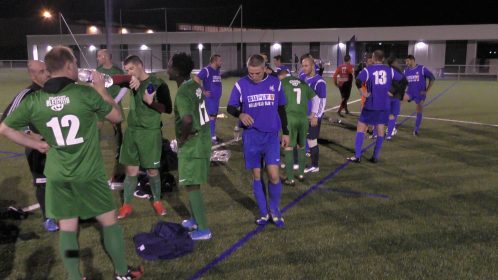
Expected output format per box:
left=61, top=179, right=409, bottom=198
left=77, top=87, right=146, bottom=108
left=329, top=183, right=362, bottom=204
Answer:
left=0, top=69, right=497, bottom=279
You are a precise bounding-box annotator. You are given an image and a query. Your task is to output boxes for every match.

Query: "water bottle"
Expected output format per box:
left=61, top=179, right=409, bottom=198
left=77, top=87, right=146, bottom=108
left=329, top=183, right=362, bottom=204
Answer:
left=147, top=83, right=155, bottom=95
left=233, top=125, right=241, bottom=141
left=78, top=68, right=114, bottom=88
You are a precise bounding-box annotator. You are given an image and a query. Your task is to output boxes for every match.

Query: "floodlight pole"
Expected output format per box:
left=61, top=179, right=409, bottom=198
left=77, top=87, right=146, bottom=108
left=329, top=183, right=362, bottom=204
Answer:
left=105, top=0, right=113, bottom=51
left=240, top=4, right=243, bottom=69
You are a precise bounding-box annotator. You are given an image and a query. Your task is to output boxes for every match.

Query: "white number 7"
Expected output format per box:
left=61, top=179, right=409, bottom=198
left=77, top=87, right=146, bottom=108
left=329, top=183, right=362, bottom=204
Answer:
left=293, top=88, right=302, bottom=104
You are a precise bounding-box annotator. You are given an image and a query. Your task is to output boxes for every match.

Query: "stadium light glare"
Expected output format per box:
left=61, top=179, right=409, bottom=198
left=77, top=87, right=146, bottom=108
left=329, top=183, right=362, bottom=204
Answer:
left=338, top=42, right=346, bottom=48
left=88, top=45, right=97, bottom=52
left=378, top=42, right=382, bottom=46
left=198, top=43, right=204, bottom=51
left=415, top=41, right=427, bottom=49
left=42, top=10, right=52, bottom=19
left=146, top=29, right=154, bottom=34
left=88, top=26, right=99, bottom=34
left=46, top=45, right=53, bottom=51
left=140, top=44, right=149, bottom=50
left=120, top=28, right=129, bottom=34
left=272, top=43, right=282, bottom=49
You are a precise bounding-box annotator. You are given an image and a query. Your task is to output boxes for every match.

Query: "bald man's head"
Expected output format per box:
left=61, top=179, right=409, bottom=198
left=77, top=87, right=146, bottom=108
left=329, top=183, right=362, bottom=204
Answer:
left=97, top=49, right=112, bottom=67
left=28, top=60, right=49, bottom=87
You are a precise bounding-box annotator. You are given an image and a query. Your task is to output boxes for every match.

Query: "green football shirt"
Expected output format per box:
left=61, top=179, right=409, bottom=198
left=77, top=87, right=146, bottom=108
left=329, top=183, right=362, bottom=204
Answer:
left=4, top=82, right=112, bottom=180
left=96, top=65, right=124, bottom=99
left=281, top=76, right=316, bottom=118
left=127, top=74, right=165, bottom=130
left=174, top=79, right=211, bottom=159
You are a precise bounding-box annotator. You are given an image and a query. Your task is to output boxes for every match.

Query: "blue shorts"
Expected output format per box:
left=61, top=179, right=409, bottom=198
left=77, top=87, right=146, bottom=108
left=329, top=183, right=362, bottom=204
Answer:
left=359, top=109, right=389, bottom=125
left=205, top=96, right=221, bottom=116
left=242, top=129, right=281, bottom=169
left=390, top=98, right=400, bottom=116
left=408, top=93, right=426, bottom=104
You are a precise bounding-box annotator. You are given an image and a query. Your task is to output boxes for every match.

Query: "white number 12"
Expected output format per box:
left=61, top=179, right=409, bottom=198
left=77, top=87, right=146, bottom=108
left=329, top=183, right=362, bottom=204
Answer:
left=46, top=115, right=84, bottom=146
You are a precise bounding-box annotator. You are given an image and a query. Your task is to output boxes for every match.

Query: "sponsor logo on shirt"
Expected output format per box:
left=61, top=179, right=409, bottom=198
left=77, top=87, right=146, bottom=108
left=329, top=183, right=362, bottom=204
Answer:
left=213, top=76, right=221, bottom=83
left=46, top=96, right=70, bottom=111
left=247, top=93, right=275, bottom=108
left=406, top=75, right=420, bottom=83
left=289, top=79, right=301, bottom=87
left=269, top=85, right=275, bottom=92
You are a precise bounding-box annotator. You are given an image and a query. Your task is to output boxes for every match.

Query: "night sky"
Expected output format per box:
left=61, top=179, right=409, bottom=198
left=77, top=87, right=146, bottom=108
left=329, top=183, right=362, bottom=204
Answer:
left=0, top=0, right=497, bottom=59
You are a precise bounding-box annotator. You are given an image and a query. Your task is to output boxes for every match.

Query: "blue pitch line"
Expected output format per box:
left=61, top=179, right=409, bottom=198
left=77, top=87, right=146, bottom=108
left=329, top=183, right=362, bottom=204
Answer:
left=191, top=82, right=458, bottom=280
left=0, top=150, right=24, bottom=161
left=319, top=188, right=390, bottom=199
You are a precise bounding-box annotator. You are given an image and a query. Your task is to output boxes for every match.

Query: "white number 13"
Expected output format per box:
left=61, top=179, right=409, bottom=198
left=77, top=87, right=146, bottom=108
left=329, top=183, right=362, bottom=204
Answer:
left=373, top=70, right=387, bottom=85
left=46, top=115, right=84, bottom=146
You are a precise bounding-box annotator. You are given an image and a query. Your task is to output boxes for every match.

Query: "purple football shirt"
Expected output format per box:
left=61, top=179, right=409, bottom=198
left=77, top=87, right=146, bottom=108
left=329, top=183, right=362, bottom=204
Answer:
left=357, top=63, right=403, bottom=110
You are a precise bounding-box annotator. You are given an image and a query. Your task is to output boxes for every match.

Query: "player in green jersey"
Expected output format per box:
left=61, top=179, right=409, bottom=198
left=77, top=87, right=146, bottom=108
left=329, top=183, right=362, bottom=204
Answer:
left=96, top=49, right=127, bottom=181
left=169, top=53, right=212, bottom=240
left=118, top=55, right=172, bottom=219
left=0, top=46, right=143, bottom=279
left=278, top=69, right=319, bottom=185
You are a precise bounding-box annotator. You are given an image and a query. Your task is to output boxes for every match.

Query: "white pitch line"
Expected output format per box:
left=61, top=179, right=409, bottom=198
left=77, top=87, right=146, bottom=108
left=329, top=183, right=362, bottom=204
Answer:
left=396, top=114, right=498, bottom=128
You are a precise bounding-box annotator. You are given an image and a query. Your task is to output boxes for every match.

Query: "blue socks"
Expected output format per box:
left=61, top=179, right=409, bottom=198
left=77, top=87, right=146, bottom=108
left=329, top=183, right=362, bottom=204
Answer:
left=387, top=118, right=396, bottom=136
left=268, top=181, right=282, bottom=215
left=373, top=136, right=385, bottom=159
left=415, top=112, right=422, bottom=132
left=252, top=180, right=268, bottom=217
left=355, top=132, right=365, bottom=158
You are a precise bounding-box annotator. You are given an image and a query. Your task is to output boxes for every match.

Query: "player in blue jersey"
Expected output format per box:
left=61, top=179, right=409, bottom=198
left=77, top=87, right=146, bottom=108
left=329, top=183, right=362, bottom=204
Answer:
left=348, top=50, right=403, bottom=163
left=404, top=55, right=435, bottom=136
left=386, top=57, right=408, bottom=140
left=273, top=55, right=291, bottom=74
left=227, top=54, right=289, bottom=227
left=301, top=56, right=327, bottom=173
left=193, top=54, right=223, bottom=144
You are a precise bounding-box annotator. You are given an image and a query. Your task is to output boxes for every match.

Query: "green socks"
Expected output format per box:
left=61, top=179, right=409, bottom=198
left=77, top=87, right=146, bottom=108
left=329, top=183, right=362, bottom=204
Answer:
left=59, top=231, right=81, bottom=280
left=123, top=175, right=137, bottom=203
left=298, top=148, right=306, bottom=176
left=187, top=187, right=208, bottom=230
left=103, top=223, right=128, bottom=275
left=149, top=174, right=162, bottom=201
left=284, top=149, right=294, bottom=179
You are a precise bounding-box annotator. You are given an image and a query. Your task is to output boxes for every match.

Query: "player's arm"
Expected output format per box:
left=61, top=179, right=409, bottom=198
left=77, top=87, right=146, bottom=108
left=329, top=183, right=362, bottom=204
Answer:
left=91, top=72, right=122, bottom=123
left=176, top=94, right=194, bottom=146
left=332, top=68, right=339, bottom=87
left=424, top=67, right=436, bottom=93
left=227, top=83, right=254, bottom=126
left=0, top=123, right=49, bottom=153
left=194, top=69, right=211, bottom=96
left=144, top=83, right=173, bottom=114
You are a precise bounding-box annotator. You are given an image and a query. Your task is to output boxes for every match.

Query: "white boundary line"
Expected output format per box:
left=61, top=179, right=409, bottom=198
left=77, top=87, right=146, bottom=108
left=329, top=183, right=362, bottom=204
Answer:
left=397, top=114, right=498, bottom=128
left=347, top=111, right=498, bottom=128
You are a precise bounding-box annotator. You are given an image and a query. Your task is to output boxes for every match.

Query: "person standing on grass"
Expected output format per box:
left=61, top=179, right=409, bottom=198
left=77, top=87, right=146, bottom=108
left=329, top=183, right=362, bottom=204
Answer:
left=301, top=56, right=327, bottom=174
left=193, top=54, right=223, bottom=145
left=0, top=60, right=58, bottom=232
left=0, top=46, right=143, bottom=279
left=386, top=57, right=408, bottom=140
left=404, top=54, right=435, bottom=136
left=333, top=54, right=355, bottom=117
left=348, top=50, right=404, bottom=163
left=170, top=53, right=213, bottom=240
left=96, top=49, right=127, bottom=182
left=227, top=54, right=289, bottom=227
left=117, top=55, right=172, bottom=219
left=277, top=68, right=319, bottom=185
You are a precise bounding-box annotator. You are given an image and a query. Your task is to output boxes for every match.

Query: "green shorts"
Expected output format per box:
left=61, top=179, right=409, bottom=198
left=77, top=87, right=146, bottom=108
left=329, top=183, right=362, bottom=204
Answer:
left=45, top=176, right=116, bottom=220
left=120, top=128, right=162, bottom=169
left=288, top=116, right=309, bottom=148
left=178, top=157, right=210, bottom=186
